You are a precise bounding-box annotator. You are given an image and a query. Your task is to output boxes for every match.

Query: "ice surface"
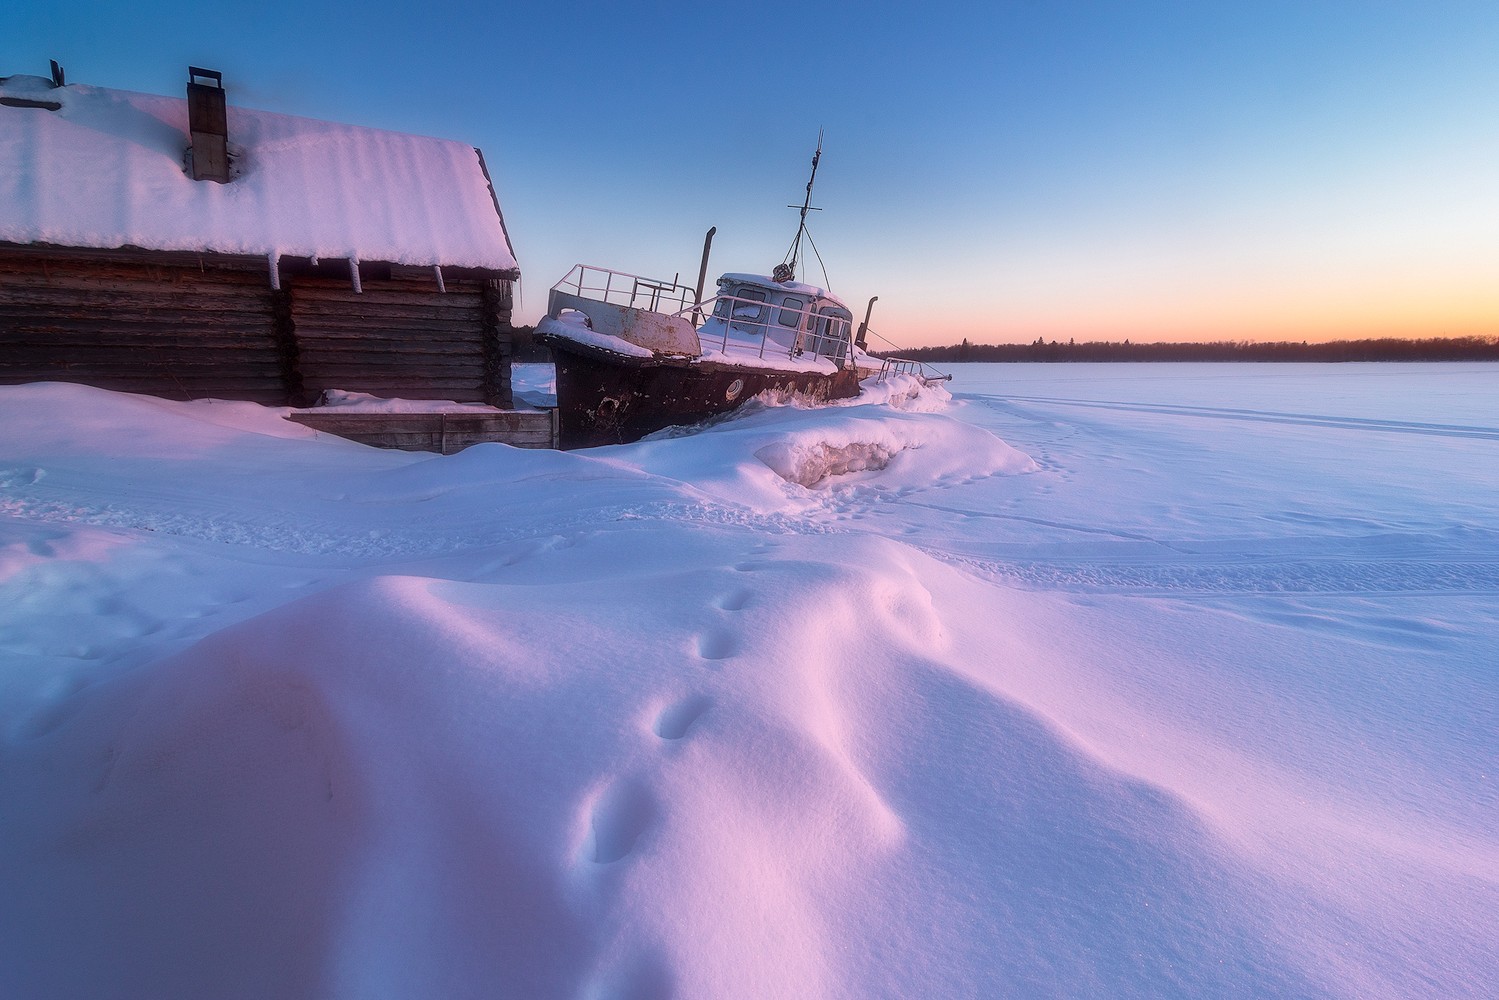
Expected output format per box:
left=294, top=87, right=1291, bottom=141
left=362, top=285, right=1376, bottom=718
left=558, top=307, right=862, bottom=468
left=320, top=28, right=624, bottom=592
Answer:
left=1, top=364, right=1495, bottom=998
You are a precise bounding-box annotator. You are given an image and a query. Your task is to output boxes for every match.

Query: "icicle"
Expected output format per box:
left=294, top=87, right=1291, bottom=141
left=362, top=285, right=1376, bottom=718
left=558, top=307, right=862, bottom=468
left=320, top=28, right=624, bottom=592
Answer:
left=267, top=251, right=281, bottom=291
left=433, top=265, right=446, bottom=294
left=350, top=258, right=362, bottom=294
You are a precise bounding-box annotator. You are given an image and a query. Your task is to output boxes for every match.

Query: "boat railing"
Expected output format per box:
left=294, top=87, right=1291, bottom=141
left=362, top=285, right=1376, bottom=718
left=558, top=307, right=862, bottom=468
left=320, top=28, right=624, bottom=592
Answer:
left=551, top=264, right=857, bottom=368
left=550, top=264, right=700, bottom=314
left=874, top=355, right=953, bottom=384
left=671, top=293, right=853, bottom=367
left=862, top=326, right=952, bottom=384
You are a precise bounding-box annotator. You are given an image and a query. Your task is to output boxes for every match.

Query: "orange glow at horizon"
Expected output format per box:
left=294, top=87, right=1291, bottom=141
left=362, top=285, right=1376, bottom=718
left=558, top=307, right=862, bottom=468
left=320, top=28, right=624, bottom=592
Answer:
left=871, top=273, right=1499, bottom=349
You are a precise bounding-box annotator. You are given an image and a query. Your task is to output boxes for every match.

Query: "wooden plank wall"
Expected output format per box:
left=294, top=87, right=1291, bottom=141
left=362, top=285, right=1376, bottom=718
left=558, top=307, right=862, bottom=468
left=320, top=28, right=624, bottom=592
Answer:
left=286, top=410, right=555, bottom=452
left=0, top=248, right=288, bottom=403
left=0, top=247, right=518, bottom=411
left=292, top=273, right=491, bottom=404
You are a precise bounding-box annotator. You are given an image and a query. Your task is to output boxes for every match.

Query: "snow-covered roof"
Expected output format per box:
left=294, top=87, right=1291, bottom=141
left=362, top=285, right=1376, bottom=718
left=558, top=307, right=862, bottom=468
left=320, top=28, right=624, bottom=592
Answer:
left=717, top=272, right=849, bottom=311
left=0, top=74, right=518, bottom=274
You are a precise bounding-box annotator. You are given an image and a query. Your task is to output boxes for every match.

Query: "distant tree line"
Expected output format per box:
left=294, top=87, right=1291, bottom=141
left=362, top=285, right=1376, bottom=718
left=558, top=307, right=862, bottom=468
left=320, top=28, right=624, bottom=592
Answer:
left=510, top=325, right=553, bottom=362
left=875, top=336, right=1499, bottom=363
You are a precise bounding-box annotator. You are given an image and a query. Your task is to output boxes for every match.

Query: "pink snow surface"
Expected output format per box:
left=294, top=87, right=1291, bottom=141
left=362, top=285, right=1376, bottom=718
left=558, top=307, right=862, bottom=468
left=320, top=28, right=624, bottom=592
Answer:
left=0, top=76, right=516, bottom=271
left=1, top=368, right=1495, bottom=998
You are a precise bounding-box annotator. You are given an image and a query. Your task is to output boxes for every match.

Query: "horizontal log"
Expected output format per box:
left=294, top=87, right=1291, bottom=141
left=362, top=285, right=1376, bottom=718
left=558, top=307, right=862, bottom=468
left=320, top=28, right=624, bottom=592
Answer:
left=0, top=265, right=275, bottom=296
left=294, top=333, right=483, bottom=347
left=292, top=323, right=484, bottom=340
left=1, top=365, right=284, bottom=382
left=292, top=332, right=485, bottom=349
left=288, top=282, right=482, bottom=305
left=0, top=302, right=273, bottom=325
left=0, top=320, right=274, bottom=341
left=1, top=347, right=282, bottom=365
left=0, top=320, right=276, bottom=340
left=0, top=244, right=270, bottom=273
left=290, top=303, right=484, bottom=324
left=0, top=334, right=281, bottom=350
left=291, top=284, right=491, bottom=302
left=0, top=371, right=285, bottom=386
left=297, top=373, right=485, bottom=387
left=288, top=413, right=550, bottom=432
left=0, top=364, right=271, bottom=384
left=0, top=340, right=280, bottom=359
left=297, top=353, right=483, bottom=368
left=0, top=289, right=273, bottom=313
left=294, top=430, right=551, bottom=452
left=287, top=410, right=555, bottom=451
left=296, top=351, right=485, bottom=368
left=291, top=322, right=484, bottom=339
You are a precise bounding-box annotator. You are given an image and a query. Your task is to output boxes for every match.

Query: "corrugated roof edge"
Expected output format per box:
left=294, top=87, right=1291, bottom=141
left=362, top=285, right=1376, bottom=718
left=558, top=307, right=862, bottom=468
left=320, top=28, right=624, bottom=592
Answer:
left=473, top=147, right=520, bottom=280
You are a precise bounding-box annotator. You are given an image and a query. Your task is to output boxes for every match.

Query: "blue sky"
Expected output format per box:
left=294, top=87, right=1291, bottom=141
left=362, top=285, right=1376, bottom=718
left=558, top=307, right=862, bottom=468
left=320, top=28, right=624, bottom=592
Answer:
left=10, top=1, right=1499, bottom=347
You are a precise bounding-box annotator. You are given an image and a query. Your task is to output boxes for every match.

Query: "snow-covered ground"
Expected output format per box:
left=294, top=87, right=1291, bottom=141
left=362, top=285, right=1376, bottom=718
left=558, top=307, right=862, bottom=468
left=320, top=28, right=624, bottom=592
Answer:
left=1, top=363, right=1494, bottom=999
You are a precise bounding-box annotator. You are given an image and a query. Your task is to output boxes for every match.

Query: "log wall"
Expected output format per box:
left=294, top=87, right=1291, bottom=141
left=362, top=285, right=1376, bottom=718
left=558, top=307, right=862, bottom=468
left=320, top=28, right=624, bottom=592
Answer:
left=0, top=246, right=287, bottom=403
left=0, top=245, right=516, bottom=410
left=291, top=274, right=490, bottom=404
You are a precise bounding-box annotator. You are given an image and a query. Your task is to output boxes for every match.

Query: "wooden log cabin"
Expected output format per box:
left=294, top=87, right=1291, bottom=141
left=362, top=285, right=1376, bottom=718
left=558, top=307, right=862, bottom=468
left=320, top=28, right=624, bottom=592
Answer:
left=0, top=65, right=541, bottom=445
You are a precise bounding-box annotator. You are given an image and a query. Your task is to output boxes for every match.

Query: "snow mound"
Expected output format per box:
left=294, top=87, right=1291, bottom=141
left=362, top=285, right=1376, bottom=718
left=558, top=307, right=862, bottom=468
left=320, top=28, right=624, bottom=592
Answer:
left=0, top=540, right=1328, bottom=998
left=849, top=371, right=954, bottom=411
left=616, top=386, right=1035, bottom=509
left=0, top=382, right=314, bottom=460
left=309, top=390, right=499, bottom=414
left=756, top=438, right=898, bottom=486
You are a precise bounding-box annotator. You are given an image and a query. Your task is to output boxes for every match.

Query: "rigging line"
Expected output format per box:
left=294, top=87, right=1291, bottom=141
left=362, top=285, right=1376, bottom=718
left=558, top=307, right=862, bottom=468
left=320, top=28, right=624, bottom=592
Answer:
left=804, top=228, right=830, bottom=290
left=782, top=132, right=824, bottom=272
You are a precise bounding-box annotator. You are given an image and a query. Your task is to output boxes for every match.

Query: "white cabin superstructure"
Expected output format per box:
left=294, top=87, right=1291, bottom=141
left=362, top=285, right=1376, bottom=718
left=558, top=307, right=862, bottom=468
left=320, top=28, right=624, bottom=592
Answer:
left=541, top=266, right=857, bottom=375
left=700, top=273, right=855, bottom=369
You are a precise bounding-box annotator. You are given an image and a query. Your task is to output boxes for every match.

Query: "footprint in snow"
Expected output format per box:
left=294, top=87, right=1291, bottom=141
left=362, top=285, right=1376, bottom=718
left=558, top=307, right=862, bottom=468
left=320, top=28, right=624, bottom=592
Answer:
left=653, top=695, right=712, bottom=741
left=694, top=629, right=738, bottom=661
left=713, top=587, right=752, bottom=612
left=583, top=777, right=655, bottom=865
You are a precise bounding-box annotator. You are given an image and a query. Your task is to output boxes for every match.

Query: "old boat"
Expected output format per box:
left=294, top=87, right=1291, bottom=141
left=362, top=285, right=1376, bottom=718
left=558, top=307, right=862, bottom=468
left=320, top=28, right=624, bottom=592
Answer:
left=537, top=144, right=877, bottom=448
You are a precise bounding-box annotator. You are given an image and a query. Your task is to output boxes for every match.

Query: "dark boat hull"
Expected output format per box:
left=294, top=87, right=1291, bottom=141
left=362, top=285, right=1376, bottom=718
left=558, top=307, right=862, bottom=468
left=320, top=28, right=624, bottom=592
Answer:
left=545, top=339, right=861, bottom=448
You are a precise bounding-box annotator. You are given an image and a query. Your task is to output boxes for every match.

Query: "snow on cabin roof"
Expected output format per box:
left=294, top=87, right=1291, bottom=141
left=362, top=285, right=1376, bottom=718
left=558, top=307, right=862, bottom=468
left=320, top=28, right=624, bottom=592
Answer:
left=0, top=75, right=518, bottom=274
left=717, top=272, right=849, bottom=311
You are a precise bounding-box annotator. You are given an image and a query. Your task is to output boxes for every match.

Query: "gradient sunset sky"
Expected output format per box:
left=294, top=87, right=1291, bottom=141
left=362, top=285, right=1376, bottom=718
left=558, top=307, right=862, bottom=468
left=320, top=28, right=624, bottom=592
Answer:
left=10, top=1, right=1499, bottom=348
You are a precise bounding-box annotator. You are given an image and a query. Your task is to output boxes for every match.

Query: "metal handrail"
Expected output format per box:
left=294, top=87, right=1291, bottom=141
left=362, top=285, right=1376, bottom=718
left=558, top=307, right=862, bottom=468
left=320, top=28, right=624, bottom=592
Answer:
left=551, top=263, right=857, bottom=368
left=550, top=264, right=700, bottom=315
left=862, top=325, right=951, bottom=384
left=875, top=355, right=952, bottom=384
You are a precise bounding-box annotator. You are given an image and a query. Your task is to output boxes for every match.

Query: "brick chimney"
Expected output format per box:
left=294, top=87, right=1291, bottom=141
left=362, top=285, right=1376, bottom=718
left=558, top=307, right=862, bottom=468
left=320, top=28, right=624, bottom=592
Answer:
left=187, top=67, right=229, bottom=182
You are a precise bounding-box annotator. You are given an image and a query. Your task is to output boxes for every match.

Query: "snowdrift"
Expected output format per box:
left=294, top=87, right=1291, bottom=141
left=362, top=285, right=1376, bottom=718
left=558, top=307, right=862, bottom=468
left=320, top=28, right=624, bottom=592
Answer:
left=2, top=374, right=1495, bottom=999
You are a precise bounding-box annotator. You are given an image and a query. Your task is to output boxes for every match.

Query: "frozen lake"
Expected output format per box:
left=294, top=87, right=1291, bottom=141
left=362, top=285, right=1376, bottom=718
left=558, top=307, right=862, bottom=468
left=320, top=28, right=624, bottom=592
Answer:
left=909, top=362, right=1499, bottom=590
left=1, top=364, right=1494, bottom=997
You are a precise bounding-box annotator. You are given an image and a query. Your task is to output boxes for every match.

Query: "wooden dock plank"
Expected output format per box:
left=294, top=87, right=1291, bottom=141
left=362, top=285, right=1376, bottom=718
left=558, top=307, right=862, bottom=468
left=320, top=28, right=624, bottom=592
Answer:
left=286, top=409, right=556, bottom=452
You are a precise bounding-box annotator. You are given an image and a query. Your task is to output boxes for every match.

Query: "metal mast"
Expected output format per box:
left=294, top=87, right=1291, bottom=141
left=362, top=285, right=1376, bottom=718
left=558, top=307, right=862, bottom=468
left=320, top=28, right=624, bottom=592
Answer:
left=774, top=131, right=823, bottom=284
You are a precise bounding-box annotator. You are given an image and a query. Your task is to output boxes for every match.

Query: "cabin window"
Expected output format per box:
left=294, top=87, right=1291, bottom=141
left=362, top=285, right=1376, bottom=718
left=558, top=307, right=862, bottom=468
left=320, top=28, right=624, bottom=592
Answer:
left=777, top=297, right=806, bottom=328
left=729, top=287, right=767, bottom=327
left=803, top=306, right=853, bottom=360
